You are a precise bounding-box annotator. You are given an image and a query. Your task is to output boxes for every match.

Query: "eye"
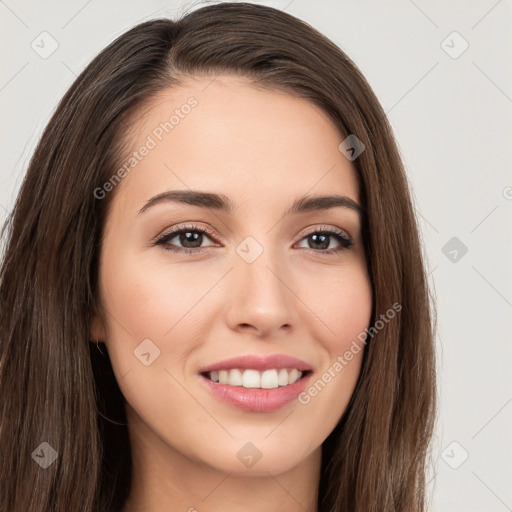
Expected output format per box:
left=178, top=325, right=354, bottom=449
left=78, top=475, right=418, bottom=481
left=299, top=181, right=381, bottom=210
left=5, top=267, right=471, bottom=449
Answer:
left=154, top=224, right=218, bottom=254
left=154, top=224, right=354, bottom=255
left=296, top=226, right=354, bottom=255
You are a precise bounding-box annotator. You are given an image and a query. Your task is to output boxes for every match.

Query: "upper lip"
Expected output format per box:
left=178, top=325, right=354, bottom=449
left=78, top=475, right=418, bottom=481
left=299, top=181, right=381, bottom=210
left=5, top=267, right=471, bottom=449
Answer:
left=199, top=354, right=313, bottom=373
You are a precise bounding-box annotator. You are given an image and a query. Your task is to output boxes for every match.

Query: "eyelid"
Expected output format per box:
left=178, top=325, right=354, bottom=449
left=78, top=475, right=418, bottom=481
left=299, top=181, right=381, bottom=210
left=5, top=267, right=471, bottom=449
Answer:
left=153, top=222, right=219, bottom=244
left=300, top=224, right=351, bottom=240
left=155, top=223, right=351, bottom=242
left=153, top=222, right=354, bottom=253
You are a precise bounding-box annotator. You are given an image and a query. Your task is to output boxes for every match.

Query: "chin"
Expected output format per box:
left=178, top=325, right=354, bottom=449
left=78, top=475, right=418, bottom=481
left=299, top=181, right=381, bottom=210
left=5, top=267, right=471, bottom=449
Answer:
left=196, top=437, right=318, bottom=477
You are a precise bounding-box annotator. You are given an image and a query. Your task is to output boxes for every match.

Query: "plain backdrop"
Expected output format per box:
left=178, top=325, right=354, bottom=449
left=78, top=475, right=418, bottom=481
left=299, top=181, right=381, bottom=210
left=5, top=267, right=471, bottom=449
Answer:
left=1, top=1, right=511, bottom=511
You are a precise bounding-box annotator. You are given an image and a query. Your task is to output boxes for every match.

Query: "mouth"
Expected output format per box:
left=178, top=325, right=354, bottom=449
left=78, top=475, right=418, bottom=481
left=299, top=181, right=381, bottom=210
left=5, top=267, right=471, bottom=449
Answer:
left=197, top=353, right=314, bottom=412
left=201, top=368, right=313, bottom=389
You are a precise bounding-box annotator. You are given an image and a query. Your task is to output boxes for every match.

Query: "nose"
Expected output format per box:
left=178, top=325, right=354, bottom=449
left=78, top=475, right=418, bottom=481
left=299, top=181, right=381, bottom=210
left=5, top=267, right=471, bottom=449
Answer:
left=224, top=247, right=298, bottom=338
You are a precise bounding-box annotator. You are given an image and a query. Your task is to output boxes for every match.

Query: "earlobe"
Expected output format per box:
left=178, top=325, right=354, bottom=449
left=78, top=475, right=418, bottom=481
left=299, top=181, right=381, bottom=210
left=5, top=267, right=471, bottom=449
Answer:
left=89, top=311, right=107, bottom=342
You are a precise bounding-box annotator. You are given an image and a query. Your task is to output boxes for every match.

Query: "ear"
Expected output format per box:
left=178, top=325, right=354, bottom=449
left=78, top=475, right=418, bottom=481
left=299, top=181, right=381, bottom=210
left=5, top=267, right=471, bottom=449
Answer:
left=90, top=311, right=107, bottom=343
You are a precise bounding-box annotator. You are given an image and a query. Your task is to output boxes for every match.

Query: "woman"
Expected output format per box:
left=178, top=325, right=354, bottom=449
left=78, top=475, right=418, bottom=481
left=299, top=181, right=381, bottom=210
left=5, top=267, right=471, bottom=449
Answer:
left=0, top=2, right=437, bottom=511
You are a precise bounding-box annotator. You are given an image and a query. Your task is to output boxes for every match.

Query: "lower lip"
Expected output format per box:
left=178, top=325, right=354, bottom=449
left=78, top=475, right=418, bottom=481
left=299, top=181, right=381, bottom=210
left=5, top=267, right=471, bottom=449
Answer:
left=199, top=372, right=313, bottom=413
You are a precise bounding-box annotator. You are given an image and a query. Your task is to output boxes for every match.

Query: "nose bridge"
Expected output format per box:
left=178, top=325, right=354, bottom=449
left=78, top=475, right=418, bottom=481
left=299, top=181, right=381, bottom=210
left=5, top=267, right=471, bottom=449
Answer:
left=226, top=234, right=297, bottom=334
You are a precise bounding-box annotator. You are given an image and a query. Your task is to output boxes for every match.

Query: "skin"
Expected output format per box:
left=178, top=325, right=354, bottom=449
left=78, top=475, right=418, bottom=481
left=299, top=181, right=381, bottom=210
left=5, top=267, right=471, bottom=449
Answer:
left=90, top=74, right=373, bottom=512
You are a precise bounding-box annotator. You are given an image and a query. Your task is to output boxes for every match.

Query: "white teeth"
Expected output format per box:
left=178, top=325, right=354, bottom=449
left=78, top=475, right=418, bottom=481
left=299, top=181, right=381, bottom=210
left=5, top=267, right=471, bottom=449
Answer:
left=228, top=368, right=243, bottom=386
left=278, top=368, right=288, bottom=386
left=206, top=368, right=305, bottom=388
left=242, top=369, right=260, bottom=388
left=260, top=369, right=279, bottom=389
left=288, top=369, right=301, bottom=384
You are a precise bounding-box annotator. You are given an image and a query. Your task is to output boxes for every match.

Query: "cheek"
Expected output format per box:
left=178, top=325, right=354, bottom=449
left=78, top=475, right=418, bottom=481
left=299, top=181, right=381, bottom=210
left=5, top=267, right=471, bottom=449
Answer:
left=100, top=247, right=217, bottom=341
left=301, top=259, right=373, bottom=350
left=97, top=251, right=214, bottom=427
left=98, top=247, right=234, bottom=402
left=328, top=273, right=372, bottom=347
left=293, top=265, right=372, bottom=432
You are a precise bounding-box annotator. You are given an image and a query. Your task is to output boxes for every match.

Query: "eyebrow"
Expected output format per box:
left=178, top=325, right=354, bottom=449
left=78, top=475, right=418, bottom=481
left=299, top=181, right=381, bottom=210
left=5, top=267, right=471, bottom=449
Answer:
left=138, top=190, right=365, bottom=220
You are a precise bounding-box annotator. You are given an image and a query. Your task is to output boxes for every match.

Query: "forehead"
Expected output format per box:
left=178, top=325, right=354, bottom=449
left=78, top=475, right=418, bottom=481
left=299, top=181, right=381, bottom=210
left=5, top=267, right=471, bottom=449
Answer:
left=112, top=74, right=360, bottom=214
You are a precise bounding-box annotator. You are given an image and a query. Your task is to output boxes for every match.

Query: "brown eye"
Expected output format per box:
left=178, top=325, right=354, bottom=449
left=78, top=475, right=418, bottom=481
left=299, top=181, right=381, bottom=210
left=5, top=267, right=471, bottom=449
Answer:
left=296, top=228, right=353, bottom=254
left=155, top=224, right=218, bottom=254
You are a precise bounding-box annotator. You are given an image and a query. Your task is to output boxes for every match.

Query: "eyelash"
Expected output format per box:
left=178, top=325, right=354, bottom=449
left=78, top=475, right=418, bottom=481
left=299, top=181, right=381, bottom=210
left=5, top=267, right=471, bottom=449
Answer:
left=154, top=223, right=354, bottom=256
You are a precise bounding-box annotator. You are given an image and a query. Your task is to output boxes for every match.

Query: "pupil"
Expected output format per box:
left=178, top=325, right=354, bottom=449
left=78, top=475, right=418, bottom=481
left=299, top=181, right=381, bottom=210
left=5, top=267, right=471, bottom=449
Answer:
left=311, top=234, right=329, bottom=250
left=181, top=231, right=202, bottom=248
left=176, top=232, right=331, bottom=250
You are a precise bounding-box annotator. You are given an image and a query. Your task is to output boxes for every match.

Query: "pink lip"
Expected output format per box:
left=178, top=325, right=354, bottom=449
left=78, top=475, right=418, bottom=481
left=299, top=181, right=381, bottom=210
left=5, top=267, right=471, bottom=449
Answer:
left=198, top=354, right=313, bottom=373
left=199, top=371, right=313, bottom=413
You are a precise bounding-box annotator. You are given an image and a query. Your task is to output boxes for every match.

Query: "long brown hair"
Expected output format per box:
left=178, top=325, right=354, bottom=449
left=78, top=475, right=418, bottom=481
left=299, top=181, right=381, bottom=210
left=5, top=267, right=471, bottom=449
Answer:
left=0, top=3, right=436, bottom=511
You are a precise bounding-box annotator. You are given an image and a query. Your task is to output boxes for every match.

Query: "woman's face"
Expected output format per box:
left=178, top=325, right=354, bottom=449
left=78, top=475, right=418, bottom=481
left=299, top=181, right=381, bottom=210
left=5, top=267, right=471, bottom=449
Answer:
left=91, top=74, right=372, bottom=476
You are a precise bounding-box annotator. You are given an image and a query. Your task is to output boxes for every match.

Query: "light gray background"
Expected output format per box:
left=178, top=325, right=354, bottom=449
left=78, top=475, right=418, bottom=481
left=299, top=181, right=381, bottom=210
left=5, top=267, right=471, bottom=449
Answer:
left=1, top=1, right=511, bottom=510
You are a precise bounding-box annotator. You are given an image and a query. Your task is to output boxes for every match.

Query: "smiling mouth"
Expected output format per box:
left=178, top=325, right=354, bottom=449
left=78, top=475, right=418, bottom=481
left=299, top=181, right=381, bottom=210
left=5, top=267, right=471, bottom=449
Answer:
left=201, top=368, right=313, bottom=389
